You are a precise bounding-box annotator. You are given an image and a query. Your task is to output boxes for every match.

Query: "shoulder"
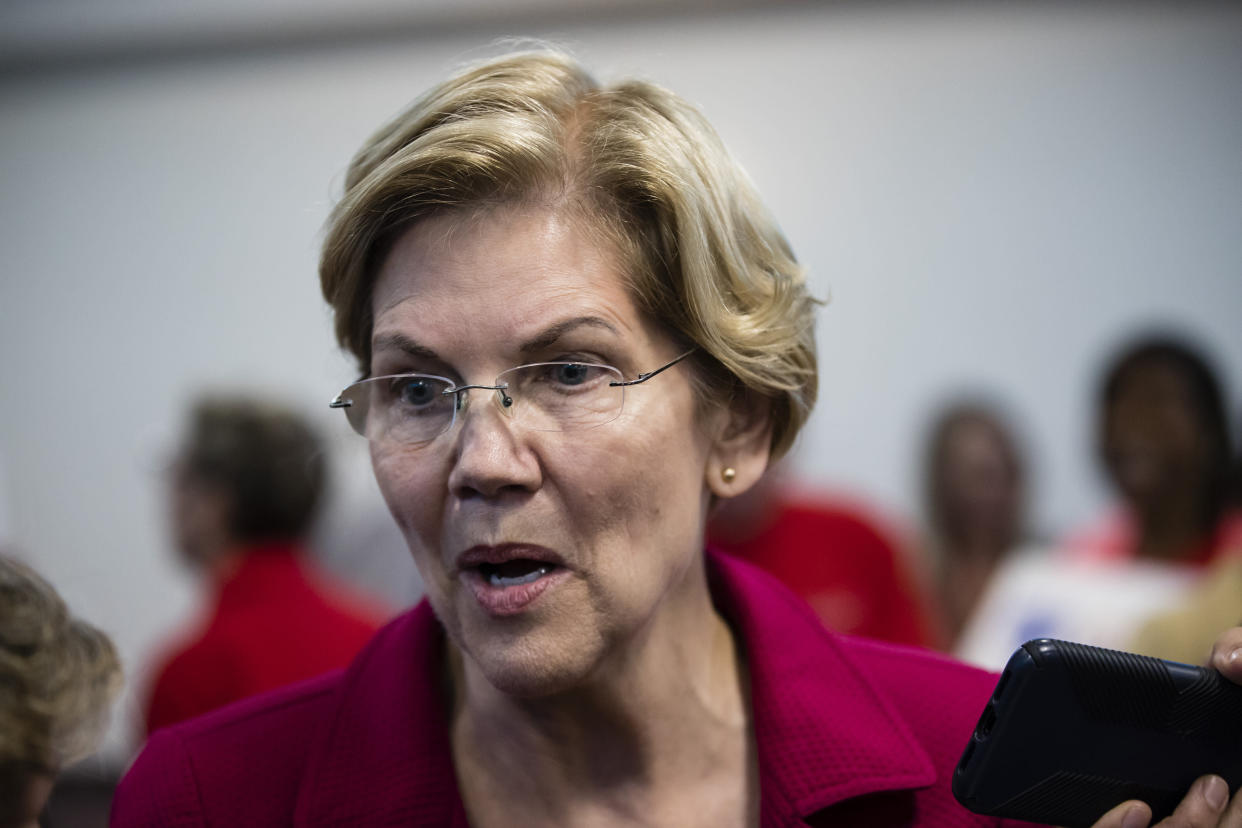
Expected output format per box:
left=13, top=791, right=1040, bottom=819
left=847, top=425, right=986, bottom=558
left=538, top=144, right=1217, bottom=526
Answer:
left=114, top=605, right=436, bottom=826
left=714, top=549, right=992, bottom=717
left=837, top=636, right=996, bottom=753
left=811, top=637, right=1027, bottom=827
left=113, top=669, right=343, bottom=827
left=834, top=638, right=1051, bottom=826
left=711, top=553, right=1020, bottom=826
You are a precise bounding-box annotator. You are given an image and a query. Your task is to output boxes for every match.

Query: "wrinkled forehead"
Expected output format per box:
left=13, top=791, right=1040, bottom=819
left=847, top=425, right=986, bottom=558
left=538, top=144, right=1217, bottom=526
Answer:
left=367, top=203, right=664, bottom=366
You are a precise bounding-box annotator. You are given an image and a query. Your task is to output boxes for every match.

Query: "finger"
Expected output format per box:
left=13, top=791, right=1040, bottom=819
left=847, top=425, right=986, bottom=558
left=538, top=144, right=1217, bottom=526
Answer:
left=1153, top=774, right=1228, bottom=827
left=1086, top=800, right=1150, bottom=828
left=1218, top=783, right=1242, bottom=828
left=1209, top=628, right=1242, bottom=681
left=1087, top=800, right=1151, bottom=828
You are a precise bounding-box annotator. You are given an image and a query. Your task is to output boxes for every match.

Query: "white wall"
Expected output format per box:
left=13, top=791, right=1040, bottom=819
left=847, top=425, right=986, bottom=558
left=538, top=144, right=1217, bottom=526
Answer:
left=2, top=3, right=1240, bottom=759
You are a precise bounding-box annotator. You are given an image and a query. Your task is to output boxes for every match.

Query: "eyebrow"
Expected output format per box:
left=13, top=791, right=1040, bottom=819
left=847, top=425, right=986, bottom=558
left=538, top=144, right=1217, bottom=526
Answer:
left=371, top=332, right=440, bottom=361
left=370, top=316, right=621, bottom=364
left=518, top=316, right=621, bottom=356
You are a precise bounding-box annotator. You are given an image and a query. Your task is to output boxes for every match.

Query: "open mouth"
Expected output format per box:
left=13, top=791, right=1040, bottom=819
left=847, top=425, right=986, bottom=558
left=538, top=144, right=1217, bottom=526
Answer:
left=477, top=560, right=560, bottom=588
left=458, top=545, right=568, bottom=615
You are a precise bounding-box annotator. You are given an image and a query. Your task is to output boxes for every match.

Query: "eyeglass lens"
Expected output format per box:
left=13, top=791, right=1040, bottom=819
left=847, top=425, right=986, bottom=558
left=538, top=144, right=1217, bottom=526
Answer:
left=340, top=362, right=626, bottom=443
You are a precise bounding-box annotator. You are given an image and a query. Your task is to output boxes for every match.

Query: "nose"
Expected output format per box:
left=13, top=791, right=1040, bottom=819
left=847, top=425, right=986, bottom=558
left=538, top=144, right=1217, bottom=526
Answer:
left=447, top=387, right=541, bottom=501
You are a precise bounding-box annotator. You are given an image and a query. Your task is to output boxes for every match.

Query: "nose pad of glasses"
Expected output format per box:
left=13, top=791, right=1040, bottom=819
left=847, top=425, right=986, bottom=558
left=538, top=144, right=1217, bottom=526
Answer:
left=451, top=383, right=515, bottom=426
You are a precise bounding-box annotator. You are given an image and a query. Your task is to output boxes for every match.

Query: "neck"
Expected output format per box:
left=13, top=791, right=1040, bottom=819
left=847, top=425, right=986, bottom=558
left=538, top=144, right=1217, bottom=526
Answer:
left=941, top=526, right=1015, bottom=563
left=192, top=544, right=243, bottom=583
left=1137, top=501, right=1212, bottom=561
left=449, top=561, right=756, bottom=827
left=1135, top=489, right=1214, bottom=561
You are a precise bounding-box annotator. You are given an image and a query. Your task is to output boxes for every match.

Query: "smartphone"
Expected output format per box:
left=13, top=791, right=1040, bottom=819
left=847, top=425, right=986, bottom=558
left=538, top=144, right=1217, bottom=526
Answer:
left=952, top=639, right=1242, bottom=828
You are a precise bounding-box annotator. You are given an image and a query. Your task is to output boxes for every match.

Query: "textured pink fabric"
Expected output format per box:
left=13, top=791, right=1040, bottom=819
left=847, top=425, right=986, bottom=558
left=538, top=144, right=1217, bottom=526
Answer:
left=113, top=551, right=1032, bottom=827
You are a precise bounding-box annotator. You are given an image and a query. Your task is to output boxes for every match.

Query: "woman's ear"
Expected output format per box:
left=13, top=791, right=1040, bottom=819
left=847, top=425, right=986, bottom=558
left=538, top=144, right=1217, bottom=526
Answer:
left=705, top=394, right=772, bottom=499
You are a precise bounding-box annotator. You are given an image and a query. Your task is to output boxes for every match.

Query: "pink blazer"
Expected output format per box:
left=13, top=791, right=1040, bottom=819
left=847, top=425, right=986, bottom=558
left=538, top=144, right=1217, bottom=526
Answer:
left=113, top=552, right=1033, bottom=826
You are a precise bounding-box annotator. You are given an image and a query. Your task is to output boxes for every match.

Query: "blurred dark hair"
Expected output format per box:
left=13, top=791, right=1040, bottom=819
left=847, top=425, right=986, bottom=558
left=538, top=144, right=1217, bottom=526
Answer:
left=180, top=397, right=326, bottom=543
left=1098, top=334, right=1232, bottom=529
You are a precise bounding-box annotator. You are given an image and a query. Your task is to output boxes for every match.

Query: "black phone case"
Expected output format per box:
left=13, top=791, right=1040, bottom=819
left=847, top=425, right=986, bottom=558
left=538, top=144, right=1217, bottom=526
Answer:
left=952, top=639, right=1242, bottom=827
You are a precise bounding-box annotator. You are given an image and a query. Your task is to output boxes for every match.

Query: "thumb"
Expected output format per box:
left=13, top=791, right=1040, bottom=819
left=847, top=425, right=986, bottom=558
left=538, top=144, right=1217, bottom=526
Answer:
left=1081, top=800, right=1151, bottom=828
left=1209, top=627, right=1242, bottom=682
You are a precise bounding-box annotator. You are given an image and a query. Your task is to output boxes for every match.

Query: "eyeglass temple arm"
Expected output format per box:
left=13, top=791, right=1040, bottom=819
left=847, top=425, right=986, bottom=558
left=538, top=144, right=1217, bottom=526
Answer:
left=609, top=349, right=696, bottom=387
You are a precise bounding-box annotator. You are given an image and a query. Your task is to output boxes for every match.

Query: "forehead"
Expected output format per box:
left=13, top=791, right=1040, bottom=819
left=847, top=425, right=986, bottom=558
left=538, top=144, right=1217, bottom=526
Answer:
left=370, top=205, right=646, bottom=356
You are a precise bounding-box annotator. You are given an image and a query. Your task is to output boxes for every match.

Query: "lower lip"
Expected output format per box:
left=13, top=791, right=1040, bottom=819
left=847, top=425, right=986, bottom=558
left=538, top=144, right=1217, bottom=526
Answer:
left=462, top=567, right=569, bottom=616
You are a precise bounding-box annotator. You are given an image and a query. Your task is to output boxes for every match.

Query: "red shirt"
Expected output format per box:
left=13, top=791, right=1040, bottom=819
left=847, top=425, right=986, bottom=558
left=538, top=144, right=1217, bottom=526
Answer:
left=116, top=551, right=1033, bottom=827
left=1062, top=508, right=1242, bottom=567
left=710, top=497, right=937, bottom=647
left=144, top=544, right=386, bottom=735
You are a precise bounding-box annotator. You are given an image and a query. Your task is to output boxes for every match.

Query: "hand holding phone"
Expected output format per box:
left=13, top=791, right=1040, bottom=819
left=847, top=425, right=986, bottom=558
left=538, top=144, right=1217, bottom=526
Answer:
left=952, top=638, right=1242, bottom=827
left=1089, top=629, right=1242, bottom=828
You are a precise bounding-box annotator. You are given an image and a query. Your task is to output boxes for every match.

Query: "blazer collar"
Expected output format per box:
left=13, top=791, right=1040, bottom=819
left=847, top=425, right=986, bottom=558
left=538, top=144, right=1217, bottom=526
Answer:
left=295, top=551, right=935, bottom=825
left=706, top=551, right=936, bottom=823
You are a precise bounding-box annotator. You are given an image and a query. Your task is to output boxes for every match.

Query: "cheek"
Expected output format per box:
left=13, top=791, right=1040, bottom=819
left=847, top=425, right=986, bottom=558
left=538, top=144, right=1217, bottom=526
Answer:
left=561, top=402, right=712, bottom=565
left=369, top=444, right=444, bottom=547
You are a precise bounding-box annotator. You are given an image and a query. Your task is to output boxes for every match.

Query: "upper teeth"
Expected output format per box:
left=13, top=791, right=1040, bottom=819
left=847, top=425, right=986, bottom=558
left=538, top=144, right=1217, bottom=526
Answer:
left=488, top=567, right=549, bottom=588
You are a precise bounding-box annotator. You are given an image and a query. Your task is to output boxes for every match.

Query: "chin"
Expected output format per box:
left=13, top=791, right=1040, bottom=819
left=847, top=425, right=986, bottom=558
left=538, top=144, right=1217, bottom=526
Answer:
left=478, top=659, right=586, bottom=699
left=460, top=622, right=606, bottom=699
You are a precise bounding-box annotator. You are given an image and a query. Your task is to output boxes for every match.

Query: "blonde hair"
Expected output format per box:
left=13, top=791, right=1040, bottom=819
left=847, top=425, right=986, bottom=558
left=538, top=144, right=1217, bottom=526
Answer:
left=321, top=49, right=818, bottom=458
left=0, top=557, right=121, bottom=773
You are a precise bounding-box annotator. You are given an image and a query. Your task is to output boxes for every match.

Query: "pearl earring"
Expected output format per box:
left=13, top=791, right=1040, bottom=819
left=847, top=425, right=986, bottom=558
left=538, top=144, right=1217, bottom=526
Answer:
left=721, top=467, right=737, bottom=483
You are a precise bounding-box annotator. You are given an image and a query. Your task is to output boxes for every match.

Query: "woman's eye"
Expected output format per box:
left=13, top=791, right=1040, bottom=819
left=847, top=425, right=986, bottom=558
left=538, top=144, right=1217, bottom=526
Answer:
left=553, top=363, right=593, bottom=386
left=392, top=378, right=439, bottom=407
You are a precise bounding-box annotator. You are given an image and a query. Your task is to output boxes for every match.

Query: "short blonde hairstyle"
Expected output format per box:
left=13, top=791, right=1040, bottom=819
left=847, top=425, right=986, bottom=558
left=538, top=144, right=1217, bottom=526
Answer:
left=0, top=557, right=121, bottom=773
left=321, top=49, right=818, bottom=458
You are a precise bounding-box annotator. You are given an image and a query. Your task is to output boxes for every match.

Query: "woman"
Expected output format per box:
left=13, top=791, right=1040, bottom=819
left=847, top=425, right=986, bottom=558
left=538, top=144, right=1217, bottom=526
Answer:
left=112, top=50, right=1242, bottom=827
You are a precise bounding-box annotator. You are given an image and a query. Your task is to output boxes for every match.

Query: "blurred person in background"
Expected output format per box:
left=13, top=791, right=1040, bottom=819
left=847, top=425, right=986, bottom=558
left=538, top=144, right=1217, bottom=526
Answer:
left=142, top=395, right=386, bottom=736
left=1, top=556, right=122, bottom=828
left=1066, top=334, right=1241, bottom=565
left=1130, top=410, right=1242, bottom=664
left=958, top=335, right=1241, bottom=670
left=1234, top=421, right=1242, bottom=510
left=920, top=400, right=1029, bottom=650
left=708, top=463, right=937, bottom=646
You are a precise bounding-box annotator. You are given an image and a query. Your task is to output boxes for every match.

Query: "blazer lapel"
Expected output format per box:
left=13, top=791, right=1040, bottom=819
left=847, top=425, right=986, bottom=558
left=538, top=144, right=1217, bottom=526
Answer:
left=294, top=603, right=466, bottom=827
left=708, top=551, right=938, bottom=823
